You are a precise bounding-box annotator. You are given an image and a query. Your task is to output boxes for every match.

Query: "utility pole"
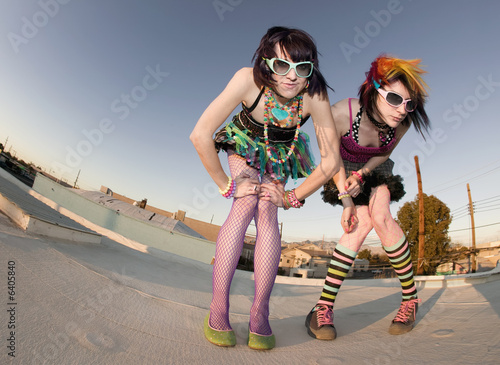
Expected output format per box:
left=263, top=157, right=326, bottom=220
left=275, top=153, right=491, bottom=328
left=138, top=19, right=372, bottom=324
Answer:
left=73, top=169, right=80, bottom=189
left=467, top=183, right=477, bottom=273
left=414, top=156, right=425, bottom=275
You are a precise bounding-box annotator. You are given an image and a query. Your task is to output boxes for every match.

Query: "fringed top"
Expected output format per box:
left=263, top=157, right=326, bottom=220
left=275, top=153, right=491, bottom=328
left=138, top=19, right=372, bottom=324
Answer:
left=214, top=88, right=315, bottom=181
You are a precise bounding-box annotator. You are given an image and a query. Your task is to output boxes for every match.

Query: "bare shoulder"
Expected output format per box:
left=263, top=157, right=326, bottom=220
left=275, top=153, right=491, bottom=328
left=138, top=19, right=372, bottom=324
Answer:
left=302, top=91, right=331, bottom=118
left=332, top=98, right=358, bottom=118
left=228, top=67, right=254, bottom=89
left=233, top=67, right=253, bottom=79
left=221, top=67, right=260, bottom=103
left=331, top=98, right=357, bottom=133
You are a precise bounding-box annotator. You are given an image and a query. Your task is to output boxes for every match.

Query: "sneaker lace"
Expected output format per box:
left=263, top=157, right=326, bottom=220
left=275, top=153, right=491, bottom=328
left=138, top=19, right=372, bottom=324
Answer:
left=393, top=298, right=421, bottom=323
left=315, top=305, right=333, bottom=327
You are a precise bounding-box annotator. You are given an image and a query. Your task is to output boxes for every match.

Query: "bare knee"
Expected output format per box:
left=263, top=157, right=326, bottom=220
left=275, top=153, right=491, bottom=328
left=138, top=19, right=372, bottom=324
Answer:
left=372, top=212, right=394, bottom=233
left=256, top=199, right=278, bottom=220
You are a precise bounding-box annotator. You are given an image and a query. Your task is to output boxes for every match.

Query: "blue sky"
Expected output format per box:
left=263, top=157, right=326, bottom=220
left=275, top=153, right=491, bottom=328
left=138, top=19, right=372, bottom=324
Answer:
left=1, top=0, right=500, bottom=246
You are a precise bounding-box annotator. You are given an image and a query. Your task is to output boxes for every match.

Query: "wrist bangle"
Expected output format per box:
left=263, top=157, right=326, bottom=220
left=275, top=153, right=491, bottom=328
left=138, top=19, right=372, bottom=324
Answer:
left=351, top=171, right=364, bottom=184
left=282, top=192, right=290, bottom=210
left=338, top=191, right=351, bottom=200
left=283, top=189, right=305, bottom=209
left=219, top=177, right=235, bottom=198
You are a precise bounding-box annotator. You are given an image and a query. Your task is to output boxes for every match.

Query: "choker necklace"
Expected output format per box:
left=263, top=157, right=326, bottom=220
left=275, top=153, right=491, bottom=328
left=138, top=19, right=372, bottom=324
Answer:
left=366, top=112, right=390, bottom=129
left=264, top=88, right=299, bottom=127
left=366, top=111, right=393, bottom=144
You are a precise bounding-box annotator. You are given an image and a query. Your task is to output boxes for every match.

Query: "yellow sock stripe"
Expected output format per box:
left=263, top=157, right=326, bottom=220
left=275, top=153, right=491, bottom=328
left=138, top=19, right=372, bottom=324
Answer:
left=401, top=277, right=414, bottom=287
left=328, top=268, right=348, bottom=277
left=321, top=292, right=336, bottom=300
left=392, top=255, right=411, bottom=269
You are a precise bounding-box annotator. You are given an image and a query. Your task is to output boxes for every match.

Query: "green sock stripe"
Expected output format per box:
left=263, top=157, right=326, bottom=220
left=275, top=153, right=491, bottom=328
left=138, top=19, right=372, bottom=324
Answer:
left=318, top=245, right=357, bottom=306
left=388, top=249, right=410, bottom=264
left=383, top=236, right=418, bottom=300
left=335, top=244, right=358, bottom=258
left=398, top=271, right=414, bottom=281
left=329, top=261, right=352, bottom=272
left=383, top=235, right=406, bottom=253
left=391, top=255, right=412, bottom=270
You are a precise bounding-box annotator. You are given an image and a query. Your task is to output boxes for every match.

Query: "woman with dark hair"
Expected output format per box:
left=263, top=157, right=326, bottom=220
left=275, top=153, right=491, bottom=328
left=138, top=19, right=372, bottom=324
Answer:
left=305, top=55, right=430, bottom=341
left=190, top=26, right=340, bottom=350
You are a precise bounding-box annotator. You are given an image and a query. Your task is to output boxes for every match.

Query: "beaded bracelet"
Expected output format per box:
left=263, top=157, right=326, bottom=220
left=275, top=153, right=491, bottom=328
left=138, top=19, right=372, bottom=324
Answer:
left=282, top=189, right=305, bottom=210
left=351, top=171, right=364, bottom=184
left=219, top=177, right=235, bottom=199
left=338, top=191, right=351, bottom=200
left=289, top=189, right=305, bottom=208
left=283, top=193, right=293, bottom=209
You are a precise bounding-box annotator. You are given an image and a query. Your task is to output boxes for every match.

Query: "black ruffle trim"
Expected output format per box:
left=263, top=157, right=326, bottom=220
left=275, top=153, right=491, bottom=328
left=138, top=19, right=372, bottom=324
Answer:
left=321, top=171, right=405, bottom=207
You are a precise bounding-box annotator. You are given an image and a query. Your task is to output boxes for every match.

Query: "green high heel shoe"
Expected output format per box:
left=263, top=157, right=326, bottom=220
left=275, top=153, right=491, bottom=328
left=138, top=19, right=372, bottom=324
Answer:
left=203, top=314, right=236, bottom=347
left=247, top=328, right=275, bottom=350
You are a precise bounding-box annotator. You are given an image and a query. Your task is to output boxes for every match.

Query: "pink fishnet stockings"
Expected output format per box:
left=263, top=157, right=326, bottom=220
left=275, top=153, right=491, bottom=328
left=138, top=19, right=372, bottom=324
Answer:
left=337, top=185, right=403, bottom=253
left=337, top=206, right=373, bottom=252
left=368, top=185, right=404, bottom=248
left=250, top=176, right=281, bottom=335
left=209, top=155, right=282, bottom=336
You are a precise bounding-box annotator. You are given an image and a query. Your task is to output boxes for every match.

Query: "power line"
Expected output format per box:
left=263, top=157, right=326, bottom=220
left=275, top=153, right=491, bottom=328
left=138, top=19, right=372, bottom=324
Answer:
left=450, top=205, right=469, bottom=214
left=428, top=159, right=500, bottom=195
left=431, top=166, right=500, bottom=194
left=451, top=198, right=500, bottom=215
left=448, top=221, right=500, bottom=233
left=452, top=213, right=470, bottom=220
left=475, top=207, right=500, bottom=214
left=474, top=194, right=500, bottom=204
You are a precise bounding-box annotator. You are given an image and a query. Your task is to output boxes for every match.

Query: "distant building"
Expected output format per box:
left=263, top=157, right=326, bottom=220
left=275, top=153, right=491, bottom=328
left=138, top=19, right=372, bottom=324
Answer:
left=436, top=262, right=468, bottom=275
left=348, top=258, right=370, bottom=278
left=279, top=244, right=331, bottom=278
left=476, top=241, right=500, bottom=267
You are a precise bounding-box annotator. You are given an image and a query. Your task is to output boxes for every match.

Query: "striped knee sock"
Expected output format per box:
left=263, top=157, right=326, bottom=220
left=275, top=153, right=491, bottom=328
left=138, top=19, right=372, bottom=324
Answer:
left=317, top=244, right=357, bottom=307
left=384, top=236, right=417, bottom=300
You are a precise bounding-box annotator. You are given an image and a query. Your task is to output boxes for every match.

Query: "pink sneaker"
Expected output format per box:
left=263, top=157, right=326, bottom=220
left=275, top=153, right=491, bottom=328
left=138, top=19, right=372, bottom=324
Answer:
left=389, top=298, right=421, bottom=335
left=305, top=305, right=337, bottom=340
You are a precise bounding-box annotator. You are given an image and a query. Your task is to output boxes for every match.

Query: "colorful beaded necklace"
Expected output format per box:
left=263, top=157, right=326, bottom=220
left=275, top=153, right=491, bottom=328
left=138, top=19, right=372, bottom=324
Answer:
left=263, top=87, right=303, bottom=164
left=263, top=87, right=299, bottom=127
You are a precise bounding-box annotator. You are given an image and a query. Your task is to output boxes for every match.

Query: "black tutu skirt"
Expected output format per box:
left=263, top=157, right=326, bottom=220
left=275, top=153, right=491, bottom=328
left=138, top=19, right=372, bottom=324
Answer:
left=321, top=159, right=405, bottom=207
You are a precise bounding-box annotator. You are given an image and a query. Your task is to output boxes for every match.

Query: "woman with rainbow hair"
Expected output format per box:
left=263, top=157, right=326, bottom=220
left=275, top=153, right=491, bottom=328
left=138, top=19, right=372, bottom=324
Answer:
left=305, top=55, right=430, bottom=340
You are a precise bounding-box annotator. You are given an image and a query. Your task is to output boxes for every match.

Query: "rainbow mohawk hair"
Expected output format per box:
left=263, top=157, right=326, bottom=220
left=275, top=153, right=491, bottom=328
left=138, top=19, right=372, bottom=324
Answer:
left=359, top=54, right=431, bottom=136
left=362, top=55, right=429, bottom=101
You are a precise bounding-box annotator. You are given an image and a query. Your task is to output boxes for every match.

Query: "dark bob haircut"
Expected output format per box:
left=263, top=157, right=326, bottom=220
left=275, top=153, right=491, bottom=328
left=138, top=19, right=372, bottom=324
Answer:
left=252, top=26, right=332, bottom=98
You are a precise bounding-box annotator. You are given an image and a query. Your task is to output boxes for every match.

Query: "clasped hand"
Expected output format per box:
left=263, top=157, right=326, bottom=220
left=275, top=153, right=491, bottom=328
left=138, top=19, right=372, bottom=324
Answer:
left=344, top=175, right=362, bottom=198
left=233, top=173, right=285, bottom=207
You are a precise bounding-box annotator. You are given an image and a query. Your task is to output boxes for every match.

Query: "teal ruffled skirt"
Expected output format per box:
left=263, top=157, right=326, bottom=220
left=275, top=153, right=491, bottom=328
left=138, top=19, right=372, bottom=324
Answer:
left=214, top=113, right=315, bottom=181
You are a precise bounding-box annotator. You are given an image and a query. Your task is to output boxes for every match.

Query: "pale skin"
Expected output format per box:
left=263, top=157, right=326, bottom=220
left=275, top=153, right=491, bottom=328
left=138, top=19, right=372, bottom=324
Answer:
left=190, top=45, right=340, bottom=207
left=332, top=80, right=411, bottom=233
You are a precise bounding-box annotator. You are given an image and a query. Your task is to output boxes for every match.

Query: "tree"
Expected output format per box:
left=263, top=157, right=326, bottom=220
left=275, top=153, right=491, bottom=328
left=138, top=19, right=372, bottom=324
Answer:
left=396, top=194, right=452, bottom=275
left=358, top=248, right=372, bottom=261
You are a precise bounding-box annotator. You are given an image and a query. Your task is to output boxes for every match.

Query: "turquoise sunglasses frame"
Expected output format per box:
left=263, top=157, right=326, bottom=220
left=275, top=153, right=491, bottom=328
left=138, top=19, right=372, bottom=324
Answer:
left=263, top=57, right=314, bottom=78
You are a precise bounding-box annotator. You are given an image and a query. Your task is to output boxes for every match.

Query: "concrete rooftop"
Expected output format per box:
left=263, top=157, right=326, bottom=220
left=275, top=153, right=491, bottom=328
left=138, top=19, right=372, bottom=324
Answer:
left=1, top=170, right=499, bottom=364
